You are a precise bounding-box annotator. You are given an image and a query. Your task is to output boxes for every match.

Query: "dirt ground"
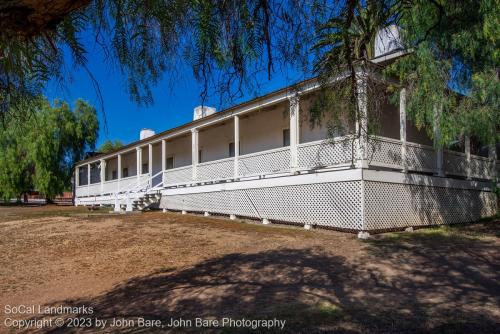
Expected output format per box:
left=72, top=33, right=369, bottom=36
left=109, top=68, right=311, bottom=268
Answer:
left=0, top=205, right=499, bottom=333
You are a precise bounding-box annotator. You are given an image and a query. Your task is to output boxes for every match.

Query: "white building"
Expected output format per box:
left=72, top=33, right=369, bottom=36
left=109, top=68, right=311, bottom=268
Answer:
left=74, top=54, right=498, bottom=232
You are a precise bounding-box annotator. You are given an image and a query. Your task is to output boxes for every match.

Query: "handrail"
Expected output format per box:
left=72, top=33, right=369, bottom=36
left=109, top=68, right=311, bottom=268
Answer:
left=114, top=170, right=163, bottom=197
left=128, top=170, right=164, bottom=194
left=297, top=135, right=353, bottom=148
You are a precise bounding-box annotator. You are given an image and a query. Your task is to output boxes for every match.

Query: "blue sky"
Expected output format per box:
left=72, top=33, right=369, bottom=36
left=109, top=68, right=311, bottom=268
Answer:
left=44, top=37, right=306, bottom=148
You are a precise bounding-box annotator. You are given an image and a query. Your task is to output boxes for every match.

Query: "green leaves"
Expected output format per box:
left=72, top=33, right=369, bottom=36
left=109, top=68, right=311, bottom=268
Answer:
left=387, top=0, right=499, bottom=147
left=0, top=98, right=98, bottom=200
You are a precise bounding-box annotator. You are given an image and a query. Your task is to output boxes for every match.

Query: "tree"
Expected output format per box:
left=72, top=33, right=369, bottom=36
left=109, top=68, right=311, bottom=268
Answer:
left=0, top=0, right=314, bottom=122
left=0, top=0, right=498, bottom=148
left=0, top=98, right=98, bottom=200
left=388, top=0, right=499, bottom=147
left=98, top=139, right=123, bottom=153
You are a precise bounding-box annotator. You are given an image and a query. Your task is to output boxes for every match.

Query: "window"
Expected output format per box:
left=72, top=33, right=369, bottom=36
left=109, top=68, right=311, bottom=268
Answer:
left=142, top=163, right=148, bottom=174
left=112, top=170, right=117, bottom=180
left=78, top=167, right=87, bottom=185
left=283, top=128, right=290, bottom=147
left=198, top=149, right=202, bottom=163
left=229, top=142, right=235, bottom=157
left=166, top=156, right=174, bottom=169
left=122, top=168, right=128, bottom=178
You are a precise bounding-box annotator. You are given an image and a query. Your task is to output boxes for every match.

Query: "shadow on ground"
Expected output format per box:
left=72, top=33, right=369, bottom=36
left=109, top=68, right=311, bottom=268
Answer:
left=25, top=223, right=500, bottom=333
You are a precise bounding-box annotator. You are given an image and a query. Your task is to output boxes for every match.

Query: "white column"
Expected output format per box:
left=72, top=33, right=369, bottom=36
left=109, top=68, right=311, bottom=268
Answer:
left=136, top=147, right=142, bottom=184
left=234, top=115, right=240, bottom=177
left=356, top=71, right=368, bottom=168
left=100, top=159, right=106, bottom=193
left=465, top=136, right=471, bottom=180
left=433, top=105, right=444, bottom=176
left=400, top=88, right=407, bottom=172
left=87, top=163, right=91, bottom=196
left=75, top=167, right=79, bottom=187
left=489, top=143, right=497, bottom=181
left=192, top=128, right=199, bottom=180
left=289, top=95, right=300, bottom=170
left=161, top=139, right=166, bottom=184
left=148, top=143, right=153, bottom=176
left=117, top=154, right=122, bottom=191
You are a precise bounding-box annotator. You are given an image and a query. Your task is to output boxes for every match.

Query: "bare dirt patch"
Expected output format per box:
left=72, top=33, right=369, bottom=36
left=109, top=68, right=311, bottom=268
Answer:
left=0, top=205, right=498, bottom=333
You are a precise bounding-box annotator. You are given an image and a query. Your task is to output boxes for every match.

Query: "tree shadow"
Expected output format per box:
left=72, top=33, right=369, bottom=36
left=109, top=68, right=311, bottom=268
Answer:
left=23, top=239, right=499, bottom=333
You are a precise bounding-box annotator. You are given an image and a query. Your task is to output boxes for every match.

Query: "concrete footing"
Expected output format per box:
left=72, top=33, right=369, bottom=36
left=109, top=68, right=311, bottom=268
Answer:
left=162, top=208, right=167, bottom=213
left=229, top=214, right=237, bottom=220
left=404, top=226, right=414, bottom=232
left=181, top=210, right=187, bottom=215
left=304, top=224, right=312, bottom=230
left=357, top=231, right=370, bottom=239
left=204, top=212, right=210, bottom=217
left=262, top=218, right=271, bottom=225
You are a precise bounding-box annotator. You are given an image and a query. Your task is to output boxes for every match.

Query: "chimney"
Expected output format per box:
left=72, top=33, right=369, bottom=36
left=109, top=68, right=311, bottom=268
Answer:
left=140, top=128, right=155, bottom=140
left=193, top=106, right=216, bottom=121
left=374, top=25, right=402, bottom=58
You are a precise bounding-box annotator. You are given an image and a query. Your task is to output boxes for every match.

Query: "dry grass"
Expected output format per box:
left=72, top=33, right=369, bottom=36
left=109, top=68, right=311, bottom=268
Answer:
left=0, top=205, right=498, bottom=333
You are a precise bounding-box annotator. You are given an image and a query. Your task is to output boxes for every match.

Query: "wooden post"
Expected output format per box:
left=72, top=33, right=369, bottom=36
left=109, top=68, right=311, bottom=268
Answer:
left=433, top=105, right=444, bottom=176
left=161, top=139, right=166, bottom=184
left=148, top=143, right=153, bottom=176
left=289, top=95, right=300, bottom=170
left=356, top=70, right=368, bottom=168
left=117, top=154, right=122, bottom=191
left=192, top=128, right=199, bottom=180
left=400, top=88, right=407, bottom=172
left=465, top=136, right=471, bottom=180
left=100, top=159, right=106, bottom=193
left=234, top=115, right=240, bottom=177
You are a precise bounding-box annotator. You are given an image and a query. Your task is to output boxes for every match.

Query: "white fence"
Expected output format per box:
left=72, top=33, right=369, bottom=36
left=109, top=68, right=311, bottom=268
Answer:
left=298, top=137, right=354, bottom=169
left=75, top=174, right=150, bottom=198
left=238, top=146, right=291, bottom=176
left=164, top=165, right=193, bottom=186
left=197, top=158, right=234, bottom=181
left=77, top=135, right=498, bottom=202
left=370, top=136, right=495, bottom=179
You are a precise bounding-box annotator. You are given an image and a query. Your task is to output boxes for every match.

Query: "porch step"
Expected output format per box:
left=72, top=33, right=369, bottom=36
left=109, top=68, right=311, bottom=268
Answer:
left=115, top=191, right=161, bottom=212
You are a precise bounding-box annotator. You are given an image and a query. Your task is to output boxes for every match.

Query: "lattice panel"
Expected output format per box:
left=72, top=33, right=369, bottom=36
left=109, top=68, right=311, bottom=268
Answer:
left=297, top=139, right=353, bottom=169
left=238, top=148, right=291, bottom=176
left=470, top=156, right=491, bottom=180
left=406, top=144, right=436, bottom=172
left=161, top=181, right=363, bottom=229
left=363, top=181, right=497, bottom=230
left=197, top=159, right=234, bottom=181
left=164, top=166, right=193, bottom=185
left=368, top=138, right=403, bottom=167
left=444, top=151, right=467, bottom=176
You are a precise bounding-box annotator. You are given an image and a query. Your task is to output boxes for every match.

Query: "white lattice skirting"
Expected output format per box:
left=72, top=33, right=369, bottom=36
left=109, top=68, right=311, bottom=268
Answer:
left=159, top=169, right=497, bottom=231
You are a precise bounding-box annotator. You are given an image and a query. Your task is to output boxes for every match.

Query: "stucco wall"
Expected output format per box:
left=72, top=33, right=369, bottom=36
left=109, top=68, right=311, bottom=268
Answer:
left=165, top=134, right=191, bottom=168
left=199, top=120, right=234, bottom=162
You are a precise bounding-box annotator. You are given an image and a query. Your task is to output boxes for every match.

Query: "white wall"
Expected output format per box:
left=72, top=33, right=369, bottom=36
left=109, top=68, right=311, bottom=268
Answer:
left=199, top=120, right=234, bottom=162
left=99, top=91, right=433, bottom=178
left=165, top=134, right=191, bottom=168
left=240, top=102, right=289, bottom=155
left=121, top=151, right=137, bottom=177
left=105, top=157, right=117, bottom=181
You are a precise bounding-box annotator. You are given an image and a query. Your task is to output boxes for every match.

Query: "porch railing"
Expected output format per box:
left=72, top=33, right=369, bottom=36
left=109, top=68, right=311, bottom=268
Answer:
left=238, top=146, right=291, bottom=176
left=370, top=136, right=496, bottom=179
left=77, top=135, right=498, bottom=202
